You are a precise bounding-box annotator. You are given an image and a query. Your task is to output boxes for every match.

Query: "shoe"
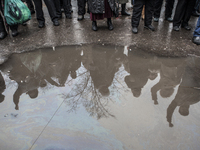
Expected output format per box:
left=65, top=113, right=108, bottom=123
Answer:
left=173, top=26, right=180, bottom=31
left=192, top=36, right=200, bottom=45
left=132, top=27, right=138, bottom=34
left=38, top=22, right=45, bottom=28
left=12, top=30, right=18, bottom=37
left=78, top=15, right=84, bottom=21
left=181, top=25, right=191, bottom=30
left=61, top=8, right=64, bottom=12
left=192, top=11, right=200, bottom=17
left=144, top=25, right=155, bottom=31
left=107, top=18, right=114, bottom=30
left=0, top=32, right=7, bottom=39
left=154, top=17, right=159, bottom=22
left=165, top=17, right=173, bottom=22
left=66, top=14, right=72, bottom=19
left=92, top=21, right=98, bottom=31
left=121, top=4, right=130, bottom=16
left=53, top=20, right=60, bottom=26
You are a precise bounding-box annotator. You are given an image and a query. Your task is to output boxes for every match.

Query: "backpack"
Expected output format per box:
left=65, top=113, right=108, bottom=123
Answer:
left=4, top=0, right=31, bottom=25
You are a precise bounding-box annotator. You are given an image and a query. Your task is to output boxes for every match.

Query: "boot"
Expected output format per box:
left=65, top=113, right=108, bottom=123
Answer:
left=0, top=22, right=7, bottom=39
left=121, top=4, right=130, bottom=16
left=0, top=32, right=7, bottom=39
left=92, top=21, right=98, bottom=31
left=107, top=18, right=113, bottom=30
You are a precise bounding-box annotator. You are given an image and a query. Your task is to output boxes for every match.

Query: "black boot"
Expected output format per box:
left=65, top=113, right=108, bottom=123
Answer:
left=92, top=21, right=98, bottom=31
left=121, top=4, right=130, bottom=16
left=107, top=18, right=113, bottom=30
left=0, top=32, right=7, bottom=39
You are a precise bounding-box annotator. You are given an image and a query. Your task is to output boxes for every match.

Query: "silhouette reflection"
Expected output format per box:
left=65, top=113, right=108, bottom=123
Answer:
left=125, top=47, right=159, bottom=98
left=0, top=45, right=200, bottom=128
left=151, top=57, right=185, bottom=105
left=166, top=57, right=200, bottom=127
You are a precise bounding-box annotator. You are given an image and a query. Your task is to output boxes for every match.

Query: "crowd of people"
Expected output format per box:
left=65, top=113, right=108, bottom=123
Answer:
left=0, top=0, right=200, bottom=45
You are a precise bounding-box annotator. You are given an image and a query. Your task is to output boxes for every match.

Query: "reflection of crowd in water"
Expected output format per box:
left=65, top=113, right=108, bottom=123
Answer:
left=0, top=45, right=200, bottom=127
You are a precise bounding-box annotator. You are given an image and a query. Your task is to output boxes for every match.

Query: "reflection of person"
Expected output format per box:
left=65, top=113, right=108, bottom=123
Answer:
left=124, top=48, right=155, bottom=98
left=0, top=72, right=5, bottom=103
left=83, top=45, right=125, bottom=96
left=151, top=58, right=185, bottom=105
left=7, top=53, right=46, bottom=110
left=166, top=57, right=200, bottom=127
left=37, top=46, right=81, bottom=86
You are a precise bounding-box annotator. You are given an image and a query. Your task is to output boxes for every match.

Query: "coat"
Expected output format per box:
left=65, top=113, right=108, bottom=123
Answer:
left=88, top=0, right=115, bottom=14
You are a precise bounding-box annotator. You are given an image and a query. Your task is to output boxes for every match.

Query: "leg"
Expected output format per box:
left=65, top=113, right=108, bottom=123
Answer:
left=43, top=0, right=58, bottom=22
left=62, top=0, right=72, bottom=18
left=77, top=0, right=86, bottom=20
left=173, top=0, right=187, bottom=28
left=10, top=25, right=19, bottom=37
left=182, top=0, right=196, bottom=27
left=53, top=0, right=62, bottom=18
left=32, top=0, right=45, bottom=24
left=154, top=0, right=164, bottom=19
left=131, top=0, right=145, bottom=27
left=121, top=3, right=130, bottom=16
left=165, top=0, right=175, bottom=19
left=144, top=0, right=154, bottom=26
left=194, top=16, right=200, bottom=37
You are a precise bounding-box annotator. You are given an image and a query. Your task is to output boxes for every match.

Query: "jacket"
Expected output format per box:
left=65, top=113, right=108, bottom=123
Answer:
left=88, top=0, right=115, bottom=14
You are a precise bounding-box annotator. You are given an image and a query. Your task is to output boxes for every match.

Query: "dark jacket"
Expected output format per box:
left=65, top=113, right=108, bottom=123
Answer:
left=88, top=0, right=115, bottom=14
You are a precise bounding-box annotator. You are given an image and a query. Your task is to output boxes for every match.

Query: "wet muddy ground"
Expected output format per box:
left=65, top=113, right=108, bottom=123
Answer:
left=0, top=44, right=200, bottom=150
left=0, top=1, right=200, bottom=65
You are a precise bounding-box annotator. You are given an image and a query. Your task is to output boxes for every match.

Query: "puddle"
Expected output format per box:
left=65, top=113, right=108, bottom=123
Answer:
left=0, top=44, right=200, bottom=150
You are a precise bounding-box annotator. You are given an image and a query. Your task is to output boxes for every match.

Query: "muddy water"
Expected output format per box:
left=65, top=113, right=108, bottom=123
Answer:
left=0, top=44, right=200, bottom=150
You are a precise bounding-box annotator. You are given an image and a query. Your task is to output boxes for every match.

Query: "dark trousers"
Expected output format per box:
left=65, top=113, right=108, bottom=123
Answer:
left=26, top=0, right=35, bottom=11
left=78, top=0, right=86, bottom=15
left=60, top=0, right=71, bottom=14
left=173, top=0, right=196, bottom=27
left=154, top=0, right=164, bottom=18
left=132, top=0, right=154, bottom=27
left=32, top=0, right=58, bottom=23
left=165, top=0, right=175, bottom=19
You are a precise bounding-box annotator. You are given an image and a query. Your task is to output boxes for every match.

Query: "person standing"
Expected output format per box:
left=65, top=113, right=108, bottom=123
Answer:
left=117, top=0, right=130, bottom=16
left=132, top=0, right=155, bottom=34
left=173, top=0, right=196, bottom=31
left=32, top=0, right=60, bottom=28
left=192, top=16, right=200, bottom=45
left=88, top=0, right=115, bottom=31
left=77, top=0, right=87, bottom=20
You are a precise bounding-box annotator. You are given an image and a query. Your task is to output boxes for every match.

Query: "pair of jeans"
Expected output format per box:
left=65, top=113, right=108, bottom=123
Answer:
left=194, top=16, right=200, bottom=37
